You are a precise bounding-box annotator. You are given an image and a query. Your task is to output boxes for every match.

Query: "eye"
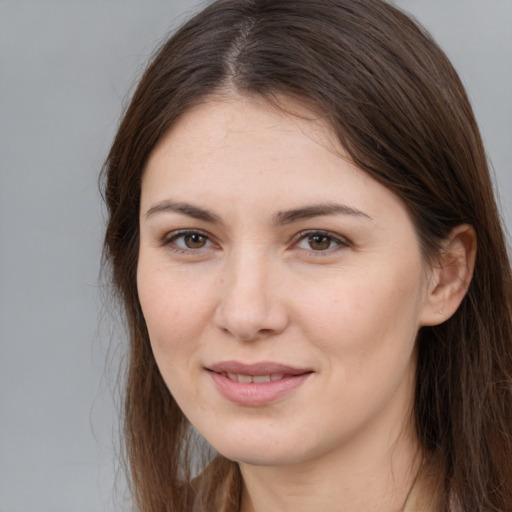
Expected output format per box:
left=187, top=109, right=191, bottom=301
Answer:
left=163, top=230, right=214, bottom=251
left=294, top=230, right=348, bottom=252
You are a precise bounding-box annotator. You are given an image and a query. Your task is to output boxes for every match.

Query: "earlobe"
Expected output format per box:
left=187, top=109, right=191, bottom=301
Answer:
left=420, top=224, right=477, bottom=326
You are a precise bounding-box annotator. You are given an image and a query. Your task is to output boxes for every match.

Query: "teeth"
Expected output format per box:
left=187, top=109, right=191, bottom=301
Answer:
left=252, top=375, right=271, bottom=383
left=224, top=373, right=285, bottom=383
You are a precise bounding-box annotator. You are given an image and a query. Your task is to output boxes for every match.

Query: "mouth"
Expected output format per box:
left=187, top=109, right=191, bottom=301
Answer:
left=218, top=372, right=286, bottom=383
left=206, top=361, right=313, bottom=406
left=208, top=360, right=311, bottom=380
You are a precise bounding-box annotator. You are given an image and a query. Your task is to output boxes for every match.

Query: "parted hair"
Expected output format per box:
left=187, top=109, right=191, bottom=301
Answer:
left=102, top=1, right=512, bottom=511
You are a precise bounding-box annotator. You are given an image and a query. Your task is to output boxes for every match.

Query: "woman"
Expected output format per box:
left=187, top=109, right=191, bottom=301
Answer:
left=102, top=0, right=512, bottom=510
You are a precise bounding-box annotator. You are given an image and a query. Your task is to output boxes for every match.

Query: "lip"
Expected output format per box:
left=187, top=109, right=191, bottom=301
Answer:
left=207, top=360, right=313, bottom=406
left=209, top=360, right=310, bottom=376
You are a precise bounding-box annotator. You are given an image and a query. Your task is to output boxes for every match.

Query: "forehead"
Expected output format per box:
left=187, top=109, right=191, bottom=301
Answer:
left=148, top=94, right=339, bottom=165
left=143, top=94, right=350, bottom=195
left=141, top=95, right=411, bottom=231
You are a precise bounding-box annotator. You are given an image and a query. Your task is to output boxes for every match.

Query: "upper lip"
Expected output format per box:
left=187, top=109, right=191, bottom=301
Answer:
left=208, top=360, right=312, bottom=376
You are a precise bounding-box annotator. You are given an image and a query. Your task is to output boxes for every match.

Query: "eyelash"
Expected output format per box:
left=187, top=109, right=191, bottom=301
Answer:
left=162, top=229, right=215, bottom=253
left=161, top=229, right=349, bottom=255
left=292, top=230, right=349, bottom=255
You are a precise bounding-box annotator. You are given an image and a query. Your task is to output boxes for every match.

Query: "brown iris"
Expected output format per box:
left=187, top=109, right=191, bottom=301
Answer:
left=184, top=233, right=208, bottom=249
left=308, top=235, right=331, bottom=251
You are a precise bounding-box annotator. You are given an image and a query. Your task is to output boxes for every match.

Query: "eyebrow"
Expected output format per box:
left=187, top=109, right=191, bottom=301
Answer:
left=272, top=202, right=372, bottom=225
left=144, top=200, right=372, bottom=225
left=145, top=201, right=223, bottom=224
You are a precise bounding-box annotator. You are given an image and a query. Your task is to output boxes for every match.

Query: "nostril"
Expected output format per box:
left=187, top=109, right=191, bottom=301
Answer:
left=257, top=328, right=275, bottom=336
left=213, top=274, right=289, bottom=340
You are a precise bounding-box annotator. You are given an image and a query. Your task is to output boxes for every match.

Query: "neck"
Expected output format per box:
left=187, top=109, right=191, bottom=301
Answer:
left=239, top=419, right=424, bottom=512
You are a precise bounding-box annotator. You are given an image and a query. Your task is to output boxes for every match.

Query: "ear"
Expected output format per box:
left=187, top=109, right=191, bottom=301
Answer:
left=420, top=224, right=477, bottom=326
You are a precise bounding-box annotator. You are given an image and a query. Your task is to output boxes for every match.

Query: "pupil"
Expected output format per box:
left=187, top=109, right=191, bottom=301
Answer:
left=185, top=234, right=206, bottom=248
left=309, top=235, right=330, bottom=250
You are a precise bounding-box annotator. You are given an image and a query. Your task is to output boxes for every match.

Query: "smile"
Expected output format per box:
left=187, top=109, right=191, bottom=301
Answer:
left=207, top=361, right=313, bottom=406
left=222, top=372, right=285, bottom=383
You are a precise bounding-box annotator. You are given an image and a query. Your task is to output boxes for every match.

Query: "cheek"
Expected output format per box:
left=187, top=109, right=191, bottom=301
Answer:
left=136, top=262, right=214, bottom=362
left=136, top=263, right=219, bottom=408
left=294, top=267, right=423, bottom=432
left=293, top=259, right=425, bottom=366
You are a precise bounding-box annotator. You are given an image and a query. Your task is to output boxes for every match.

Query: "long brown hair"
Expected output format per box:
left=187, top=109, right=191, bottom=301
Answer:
left=102, top=1, right=512, bottom=510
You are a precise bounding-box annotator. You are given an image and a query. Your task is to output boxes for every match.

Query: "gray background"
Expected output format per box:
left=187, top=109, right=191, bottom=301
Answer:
left=0, top=1, right=510, bottom=511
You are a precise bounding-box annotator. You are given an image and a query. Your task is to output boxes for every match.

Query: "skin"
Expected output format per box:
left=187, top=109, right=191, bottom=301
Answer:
left=137, top=95, right=474, bottom=511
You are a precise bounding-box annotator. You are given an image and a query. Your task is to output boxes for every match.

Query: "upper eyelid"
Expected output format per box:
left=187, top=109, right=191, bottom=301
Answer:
left=162, top=228, right=215, bottom=245
left=164, top=228, right=210, bottom=237
left=292, top=229, right=350, bottom=245
left=159, top=228, right=350, bottom=248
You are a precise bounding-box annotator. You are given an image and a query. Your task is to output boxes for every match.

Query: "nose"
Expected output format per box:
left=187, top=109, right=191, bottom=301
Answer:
left=213, top=249, right=289, bottom=341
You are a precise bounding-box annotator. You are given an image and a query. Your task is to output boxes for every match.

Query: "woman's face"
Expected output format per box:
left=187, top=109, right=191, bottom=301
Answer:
left=137, top=95, right=434, bottom=467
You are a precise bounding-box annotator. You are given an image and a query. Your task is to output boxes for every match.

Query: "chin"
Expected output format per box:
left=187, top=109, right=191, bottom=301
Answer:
left=220, top=447, right=305, bottom=467
left=207, top=430, right=313, bottom=468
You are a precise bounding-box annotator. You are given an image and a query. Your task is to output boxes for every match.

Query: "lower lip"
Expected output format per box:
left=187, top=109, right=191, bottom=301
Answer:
left=208, top=371, right=312, bottom=406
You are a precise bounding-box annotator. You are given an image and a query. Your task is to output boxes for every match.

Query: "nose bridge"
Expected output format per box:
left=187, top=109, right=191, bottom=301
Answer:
left=215, top=244, right=287, bottom=340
